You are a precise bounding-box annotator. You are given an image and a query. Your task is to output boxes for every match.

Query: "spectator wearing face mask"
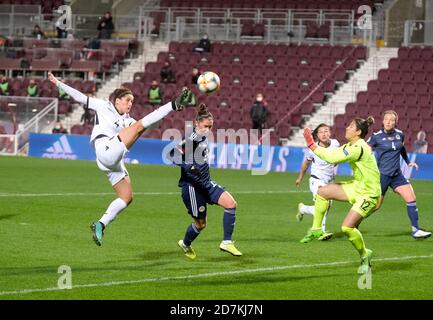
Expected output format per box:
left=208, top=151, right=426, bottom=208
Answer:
left=250, top=93, right=268, bottom=134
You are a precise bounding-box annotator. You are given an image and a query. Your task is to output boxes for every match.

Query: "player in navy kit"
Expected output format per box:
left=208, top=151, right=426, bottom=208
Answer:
left=367, top=110, right=431, bottom=239
left=173, top=104, right=242, bottom=259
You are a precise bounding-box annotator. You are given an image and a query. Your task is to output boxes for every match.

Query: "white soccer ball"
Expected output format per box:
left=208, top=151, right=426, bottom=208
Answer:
left=197, top=71, right=220, bottom=94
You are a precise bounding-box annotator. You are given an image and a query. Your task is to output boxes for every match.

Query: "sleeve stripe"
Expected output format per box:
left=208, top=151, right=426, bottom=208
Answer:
left=357, top=146, right=364, bottom=161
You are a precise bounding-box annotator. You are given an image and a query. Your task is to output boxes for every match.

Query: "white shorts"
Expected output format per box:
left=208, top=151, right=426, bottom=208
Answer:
left=309, top=177, right=330, bottom=201
left=94, top=136, right=129, bottom=186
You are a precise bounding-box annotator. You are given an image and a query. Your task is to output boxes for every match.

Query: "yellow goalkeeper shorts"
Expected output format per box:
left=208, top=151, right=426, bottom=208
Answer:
left=339, top=181, right=379, bottom=218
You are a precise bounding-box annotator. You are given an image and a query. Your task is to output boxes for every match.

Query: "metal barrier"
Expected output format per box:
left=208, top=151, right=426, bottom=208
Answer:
left=403, top=20, right=433, bottom=46
left=137, top=6, right=379, bottom=46
left=0, top=8, right=139, bottom=39
left=0, top=96, right=57, bottom=155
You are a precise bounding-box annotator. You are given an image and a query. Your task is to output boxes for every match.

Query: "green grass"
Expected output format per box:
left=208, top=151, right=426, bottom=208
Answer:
left=0, top=156, right=432, bottom=300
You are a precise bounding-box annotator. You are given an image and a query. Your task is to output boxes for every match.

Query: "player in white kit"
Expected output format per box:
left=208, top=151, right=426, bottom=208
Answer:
left=48, top=73, right=191, bottom=246
left=295, top=123, right=340, bottom=241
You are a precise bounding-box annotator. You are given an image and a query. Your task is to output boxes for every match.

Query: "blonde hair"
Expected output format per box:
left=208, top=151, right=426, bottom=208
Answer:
left=383, top=110, right=398, bottom=123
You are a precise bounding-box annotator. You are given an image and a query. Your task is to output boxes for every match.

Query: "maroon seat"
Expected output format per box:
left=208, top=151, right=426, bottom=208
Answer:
left=70, top=60, right=100, bottom=72
left=70, top=124, right=83, bottom=135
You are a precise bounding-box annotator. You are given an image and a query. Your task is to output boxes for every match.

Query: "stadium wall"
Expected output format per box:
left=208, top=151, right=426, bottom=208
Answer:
left=28, top=133, right=433, bottom=180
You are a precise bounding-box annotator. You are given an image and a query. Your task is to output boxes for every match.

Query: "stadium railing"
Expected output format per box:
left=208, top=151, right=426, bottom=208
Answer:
left=138, top=6, right=377, bottom=46
left=0, top=96, right=57, bottom=155
left=403, top=20, right=433, bottom=47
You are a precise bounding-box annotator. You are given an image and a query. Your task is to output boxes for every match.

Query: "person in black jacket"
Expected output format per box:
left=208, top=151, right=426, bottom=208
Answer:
left=250, top=93, right=268, bottom=134
left=160, top=61, right=176, bottom=83
left=193, top=34, right=211, bottom=52
left=97, top=12, right=114, bottom=39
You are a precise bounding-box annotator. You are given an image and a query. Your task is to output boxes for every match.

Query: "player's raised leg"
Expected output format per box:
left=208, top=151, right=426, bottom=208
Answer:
left=119, top=87, right=191, bottom=149
left=300, top=184, right=347, bottom=243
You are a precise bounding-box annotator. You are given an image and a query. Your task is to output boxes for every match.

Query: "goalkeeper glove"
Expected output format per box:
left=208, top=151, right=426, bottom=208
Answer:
left=303, top=128, right=317, bottom=151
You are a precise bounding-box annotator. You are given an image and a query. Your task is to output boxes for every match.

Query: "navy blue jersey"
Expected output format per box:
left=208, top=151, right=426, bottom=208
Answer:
left=177, top=130, right=212, bottom=190
left=367, top=128, right=410, bottom=177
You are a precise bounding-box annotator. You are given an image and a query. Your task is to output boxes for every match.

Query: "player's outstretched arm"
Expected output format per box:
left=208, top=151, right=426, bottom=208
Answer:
left=48, top=72, right=88, bottom=105
left=295, top=159, right=311, bottom=187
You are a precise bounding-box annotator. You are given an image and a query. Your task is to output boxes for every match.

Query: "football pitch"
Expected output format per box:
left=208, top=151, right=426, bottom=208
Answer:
left=0, top=156, right=432, bottom=300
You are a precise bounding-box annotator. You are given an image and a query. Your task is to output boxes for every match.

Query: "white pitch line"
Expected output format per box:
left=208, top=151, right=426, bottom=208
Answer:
left=1, top=254, right=432, bottom=297
left=0, top=190, right=308, bottom=197
left=1, top=190, right=432, bottom=197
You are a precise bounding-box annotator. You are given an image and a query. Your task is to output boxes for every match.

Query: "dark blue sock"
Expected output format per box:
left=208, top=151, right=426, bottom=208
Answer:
left=407, top=201, right=419, bottom=230
left=183, top=223, right=200, bottom=246
left=223, top=208, right=236, bottom=241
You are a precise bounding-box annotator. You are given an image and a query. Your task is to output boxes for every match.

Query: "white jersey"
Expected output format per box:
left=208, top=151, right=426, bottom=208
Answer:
left=87, top=97, right=136, bottom=145
left=305, top=138, right=340, bottom=184
left=56, top=81, right=136, bottom=147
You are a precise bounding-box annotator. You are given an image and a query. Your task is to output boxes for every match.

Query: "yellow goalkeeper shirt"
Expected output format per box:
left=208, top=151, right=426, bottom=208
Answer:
left=313, top=138, right=381, bottom=198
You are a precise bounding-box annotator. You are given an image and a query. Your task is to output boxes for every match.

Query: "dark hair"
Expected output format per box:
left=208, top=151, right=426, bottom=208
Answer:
left=354, top=116, right=375, bottom=139
left=109, top=87, right=133, bottom=105
left=312, top=123, right=330, bottom=141
left=195, top=103, right=213, bottom=122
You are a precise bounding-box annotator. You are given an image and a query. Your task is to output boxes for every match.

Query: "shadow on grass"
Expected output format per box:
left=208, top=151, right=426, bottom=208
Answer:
left=373, top=231, right=410, bottom=238
left=374, top=261, right=414, bottom=272
left=0, top=214, right=19, bottom=221
left=178, top=272, right=348, bottom=287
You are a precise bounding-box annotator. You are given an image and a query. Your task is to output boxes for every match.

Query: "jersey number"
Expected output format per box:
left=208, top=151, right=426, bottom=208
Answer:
left=360, top=199, right=371, bottom=212
left=391, top=142, right=396, bottom=150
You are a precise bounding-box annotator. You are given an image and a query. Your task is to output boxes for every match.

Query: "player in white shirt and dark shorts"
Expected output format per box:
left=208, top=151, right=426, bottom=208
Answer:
left=295, top=123, right=340, bottom=242
left=48, top=73, right=191, bottom=246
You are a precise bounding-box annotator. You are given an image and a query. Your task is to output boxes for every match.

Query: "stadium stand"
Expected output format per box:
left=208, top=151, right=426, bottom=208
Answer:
left=0, top=38, right=131, bottom=74
left=111, top=42, right=366, bottom=145
left=332, top=46, right=433, bottom=153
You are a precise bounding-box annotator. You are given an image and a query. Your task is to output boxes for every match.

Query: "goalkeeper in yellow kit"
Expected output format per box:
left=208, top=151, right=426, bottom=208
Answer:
left=301, top=116, right=380, bottom=274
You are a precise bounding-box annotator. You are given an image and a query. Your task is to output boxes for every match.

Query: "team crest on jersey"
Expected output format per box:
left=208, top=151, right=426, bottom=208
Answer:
left=396, top=134, right=401, bottom=140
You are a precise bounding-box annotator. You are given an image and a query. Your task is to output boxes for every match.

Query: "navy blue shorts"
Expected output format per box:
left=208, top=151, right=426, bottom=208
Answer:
left=380, top=172, right=409, bottom=196
left=181, top=182, right=225, bottom=219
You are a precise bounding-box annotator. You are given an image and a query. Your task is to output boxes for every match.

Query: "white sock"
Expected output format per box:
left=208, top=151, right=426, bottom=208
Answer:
left=301, top=205, right=315, bottom=216
left=141, top=102, right=173, bottom=128
left=322, top=211, right=328, bottom=232
left=99, top=198, right=128, bottom=227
